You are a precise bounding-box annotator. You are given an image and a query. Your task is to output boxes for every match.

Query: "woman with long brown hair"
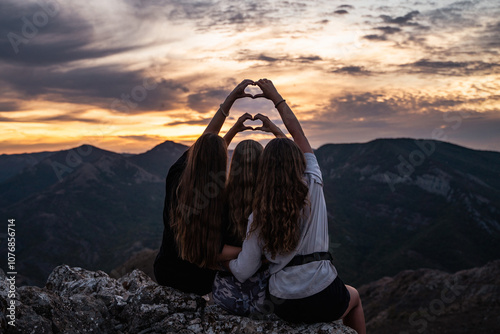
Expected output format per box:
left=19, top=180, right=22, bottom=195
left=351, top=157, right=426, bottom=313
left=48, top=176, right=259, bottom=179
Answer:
left=213, top=115, right=286, bottom=315
left=228, top=79, right=366, bottom=333
left=223, top=114, right=286, bottom=243
left=153, top=79, right=254, bottom=295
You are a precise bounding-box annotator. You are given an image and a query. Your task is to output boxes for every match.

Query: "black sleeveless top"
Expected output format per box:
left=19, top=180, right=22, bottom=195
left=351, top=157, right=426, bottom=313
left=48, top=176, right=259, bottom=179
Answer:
left=153, top=150, right=217, bottom=295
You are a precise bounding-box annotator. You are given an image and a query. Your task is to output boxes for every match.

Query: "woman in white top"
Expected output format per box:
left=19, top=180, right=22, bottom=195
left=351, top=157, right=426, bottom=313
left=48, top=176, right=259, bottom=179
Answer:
left=226, top=79, right=366, bottom=333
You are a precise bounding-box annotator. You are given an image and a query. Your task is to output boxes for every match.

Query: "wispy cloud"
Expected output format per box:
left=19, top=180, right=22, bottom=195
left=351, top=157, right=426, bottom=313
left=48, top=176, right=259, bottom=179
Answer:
left=164, top=118, right=212, bottom=127
left=331, top=66, right=372, bottom=76
left=401, top=59, right=500, bottom=76
left=235, top=50, right=324, bottom=65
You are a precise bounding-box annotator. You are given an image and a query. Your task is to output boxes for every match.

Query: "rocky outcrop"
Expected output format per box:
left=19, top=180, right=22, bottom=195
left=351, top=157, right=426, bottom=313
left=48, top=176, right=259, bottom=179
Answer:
left=110, top=248, right=157, bottom=282
left=358, top=259, right=500, bottom=334
left=0, top=265, right=355, bottom=334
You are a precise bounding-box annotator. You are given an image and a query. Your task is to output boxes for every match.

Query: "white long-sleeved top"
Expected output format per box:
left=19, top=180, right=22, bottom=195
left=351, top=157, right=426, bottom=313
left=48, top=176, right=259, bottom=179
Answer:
left=229, top=152, right=338, bottom=299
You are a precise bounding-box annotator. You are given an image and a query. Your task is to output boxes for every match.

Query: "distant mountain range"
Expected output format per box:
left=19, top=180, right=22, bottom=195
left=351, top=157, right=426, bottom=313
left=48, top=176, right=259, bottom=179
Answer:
left=314, top=139, right=500, bottom=285
left=0, top=138, right=499, bottom=287
left=0, top=141, right=186, bottom=286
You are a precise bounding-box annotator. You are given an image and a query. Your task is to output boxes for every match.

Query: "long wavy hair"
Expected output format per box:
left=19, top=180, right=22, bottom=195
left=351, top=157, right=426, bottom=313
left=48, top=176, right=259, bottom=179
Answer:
left=170, top=133, right=227, bottom=268
left=249, top=138, right=309, bottom=258
left=226, top=140, right=263, bottom=242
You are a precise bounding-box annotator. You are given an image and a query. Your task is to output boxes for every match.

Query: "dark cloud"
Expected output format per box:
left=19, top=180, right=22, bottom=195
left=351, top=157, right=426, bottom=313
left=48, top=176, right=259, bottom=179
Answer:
left=328, top=92, right=401, bottom=120
left=0, top=64, right=189, bottom=113
left=361, top=10, right=426, bottom=46
left=127, top=0, right=324, bottom=34
left=297, top=55, right=323, bottom=63
left=0, top=101, right=22, bottom=112
left=380, top=11, right=420, bottom=26
left=32, top=113, right=103, bottom=124
left=363, top=34, right=387, bottom=41
left=480, top=21, right=500, bottom=50
left=187, top=88, right=228, bottom=113
left=401, top=59, right=500, bottom=76
left=258, top=54, right=280, bottom=63
left=164, top=118, right=212, bottom=126
left=159, top=0, right=275, bottom=32
left=235, top=51, right=323, bottom=65
left=332, top=66, right=371, bottom=76
left=334, top=10, right=349, bottom=15
left=426, top=2, right=478, bottom=27
left=164, top=0, right=216, bottom=21
left=375, top=26, right=402, bottom=34
left=295, top=89, right=500, bottom=150
left=401, top=2, right=492, bottom=56
left=363, top=26, right=404, bottom=44
left=0, top=0, right=138, bottom=66
left=118, top=135, right=165, bottom=142
left=312, top=90, right=496, bottom=129
left=0, top=110, right=103, bottom=123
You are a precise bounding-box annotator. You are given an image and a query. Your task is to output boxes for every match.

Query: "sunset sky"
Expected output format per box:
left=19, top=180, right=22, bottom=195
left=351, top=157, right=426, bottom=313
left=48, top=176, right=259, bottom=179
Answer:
left=1, top=0, right=499, bottom=154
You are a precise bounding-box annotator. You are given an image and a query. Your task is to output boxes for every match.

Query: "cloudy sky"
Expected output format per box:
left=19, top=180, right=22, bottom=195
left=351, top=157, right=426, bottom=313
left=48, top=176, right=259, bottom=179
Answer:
left=0, top=0, right=499, bottom=154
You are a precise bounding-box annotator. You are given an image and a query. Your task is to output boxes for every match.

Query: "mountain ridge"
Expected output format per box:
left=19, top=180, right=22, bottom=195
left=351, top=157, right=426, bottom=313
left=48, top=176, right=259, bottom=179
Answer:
left=0, top=138, right=498, bottom=287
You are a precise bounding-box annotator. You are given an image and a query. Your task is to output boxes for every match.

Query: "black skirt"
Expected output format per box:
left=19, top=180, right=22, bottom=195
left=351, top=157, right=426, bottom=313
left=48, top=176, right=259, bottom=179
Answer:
left=270, top=275, right=351, bottom=324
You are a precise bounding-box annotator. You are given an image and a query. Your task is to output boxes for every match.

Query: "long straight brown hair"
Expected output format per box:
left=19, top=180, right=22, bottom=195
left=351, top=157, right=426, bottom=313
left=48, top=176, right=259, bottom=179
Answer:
left=249, top=138, right=309, bottom=258
left=170, top=133, right=227, bottom=268
left=226, top=140, right=263, bottom=242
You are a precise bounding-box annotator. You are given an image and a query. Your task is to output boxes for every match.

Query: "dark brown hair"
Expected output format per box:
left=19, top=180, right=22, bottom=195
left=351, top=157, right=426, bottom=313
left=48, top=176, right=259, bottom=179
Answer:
left=226, top=140, right=263, bottom=242
left=171, top=133, right=227, bottom=268
left=249, top=138, right=309, bottom=258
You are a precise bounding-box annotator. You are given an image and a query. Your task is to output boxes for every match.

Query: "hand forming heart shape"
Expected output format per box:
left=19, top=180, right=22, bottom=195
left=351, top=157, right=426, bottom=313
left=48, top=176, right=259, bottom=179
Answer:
left=241, top=115, right=263, bottom=131
left=226, top=79, right=287, bottom=138
left=244, top=84, right=264, bottom=99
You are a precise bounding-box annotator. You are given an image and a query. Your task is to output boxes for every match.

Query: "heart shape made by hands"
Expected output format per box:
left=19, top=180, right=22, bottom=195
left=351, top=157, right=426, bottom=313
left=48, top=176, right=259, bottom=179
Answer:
left=242, top=116, right=263, bottom=130
left=244, top=85, right=263, bottom=98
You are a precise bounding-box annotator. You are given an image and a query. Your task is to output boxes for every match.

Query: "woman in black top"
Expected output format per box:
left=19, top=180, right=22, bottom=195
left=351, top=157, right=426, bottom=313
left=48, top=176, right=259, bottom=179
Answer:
left=153, top=79, right=254, bottom=295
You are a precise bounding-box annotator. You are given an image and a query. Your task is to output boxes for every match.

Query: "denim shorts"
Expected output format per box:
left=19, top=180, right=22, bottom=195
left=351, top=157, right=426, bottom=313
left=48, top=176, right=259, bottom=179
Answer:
left=212, top=268, right=270, bottom=317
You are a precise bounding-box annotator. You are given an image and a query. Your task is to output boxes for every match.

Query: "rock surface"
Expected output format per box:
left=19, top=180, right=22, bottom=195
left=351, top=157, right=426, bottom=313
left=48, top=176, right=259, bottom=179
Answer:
left=110, top=248, right=157, bottom=282
left=359, top=259, right=500, bottom=334
left=0, top=265, right=355, bottom=334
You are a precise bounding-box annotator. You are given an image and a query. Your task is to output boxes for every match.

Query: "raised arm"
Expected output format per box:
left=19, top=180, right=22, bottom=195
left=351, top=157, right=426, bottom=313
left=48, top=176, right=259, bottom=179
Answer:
left=223, top=113, right=254, bottom=146
left=203, top=79, right=254, bottom=135
left=254, top=79, right=312, bottom=153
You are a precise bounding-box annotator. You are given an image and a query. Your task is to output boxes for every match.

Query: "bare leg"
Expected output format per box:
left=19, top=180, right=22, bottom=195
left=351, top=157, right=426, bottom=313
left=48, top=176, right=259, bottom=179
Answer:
left=341, top=285, right=366, bottom=334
